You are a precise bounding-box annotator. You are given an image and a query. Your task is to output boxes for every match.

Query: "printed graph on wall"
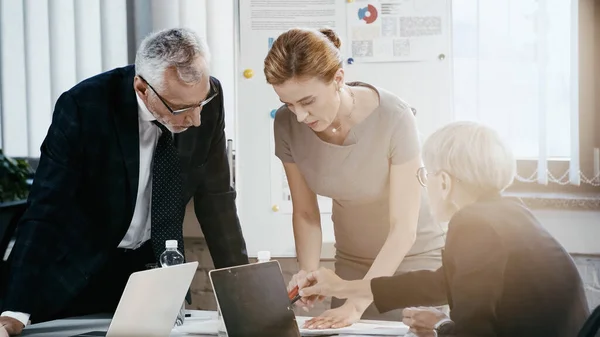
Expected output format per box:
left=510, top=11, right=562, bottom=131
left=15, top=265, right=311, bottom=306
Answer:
left=347, top=0, right=447, bottom=62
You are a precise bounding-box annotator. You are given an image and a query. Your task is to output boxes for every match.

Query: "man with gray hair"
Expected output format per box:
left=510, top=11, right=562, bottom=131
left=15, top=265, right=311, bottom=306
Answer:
left=0, top=28, right=249, bottom=335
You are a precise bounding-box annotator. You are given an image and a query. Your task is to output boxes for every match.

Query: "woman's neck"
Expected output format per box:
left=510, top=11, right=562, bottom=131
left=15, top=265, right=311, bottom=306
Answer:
left=453, top=193, right=479, bottom=211
left=449, top=187, right=502, bottom=217
left=318, top=87, right=354, bottom=139
left=329, top=85, right=379, bottom=134
left=332, top=86, right=356, bottom=130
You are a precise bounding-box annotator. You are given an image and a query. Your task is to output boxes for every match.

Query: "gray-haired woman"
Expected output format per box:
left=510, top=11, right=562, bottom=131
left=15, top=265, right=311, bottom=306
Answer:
left=298, top=121, right=589, bottom=337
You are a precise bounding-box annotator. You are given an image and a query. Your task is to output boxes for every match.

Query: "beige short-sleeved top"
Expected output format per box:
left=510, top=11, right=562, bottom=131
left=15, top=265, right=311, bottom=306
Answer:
left=274, top=82, right=445, bottom=266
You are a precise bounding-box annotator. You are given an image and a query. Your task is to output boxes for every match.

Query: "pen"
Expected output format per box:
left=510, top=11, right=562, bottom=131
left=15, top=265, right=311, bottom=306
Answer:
left=290, top=294, right=302, bottom=305
left=288, top=285, right=301, bottom=304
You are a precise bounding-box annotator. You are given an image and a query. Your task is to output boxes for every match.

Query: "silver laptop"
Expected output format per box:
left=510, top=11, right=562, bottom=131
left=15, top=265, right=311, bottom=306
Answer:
left=72, top=261, right=198, bottom=337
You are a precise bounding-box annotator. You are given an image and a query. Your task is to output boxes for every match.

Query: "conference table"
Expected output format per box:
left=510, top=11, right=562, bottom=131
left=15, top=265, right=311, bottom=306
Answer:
left=20, top=310, right=420, bottom=337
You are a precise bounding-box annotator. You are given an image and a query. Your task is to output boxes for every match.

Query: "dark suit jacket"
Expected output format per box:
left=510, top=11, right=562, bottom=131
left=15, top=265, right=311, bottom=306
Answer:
left=1, top=65, right=249, bottom=322
left=371, top=195, right=589, bottom=337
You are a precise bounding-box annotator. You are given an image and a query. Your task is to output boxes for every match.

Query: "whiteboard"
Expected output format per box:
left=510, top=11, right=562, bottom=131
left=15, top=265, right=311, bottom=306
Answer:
left=234, top=0, right=453, bottom=257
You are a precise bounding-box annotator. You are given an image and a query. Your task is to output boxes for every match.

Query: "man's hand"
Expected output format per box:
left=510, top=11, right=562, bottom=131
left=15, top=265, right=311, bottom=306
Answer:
left=0, top=316, right=25, bottom=336
left=402, top=307, right=449, bottom=331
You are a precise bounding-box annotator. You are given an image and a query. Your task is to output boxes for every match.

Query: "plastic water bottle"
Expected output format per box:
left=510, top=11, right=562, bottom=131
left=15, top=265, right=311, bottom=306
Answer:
left=159, top=240, right=186, bottom=326
left=257, top=250, right=271, bottom=263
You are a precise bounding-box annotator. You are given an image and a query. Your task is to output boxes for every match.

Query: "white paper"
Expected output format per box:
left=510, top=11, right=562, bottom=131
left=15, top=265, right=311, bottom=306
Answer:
left=174, top=316, right=409, bottom=336
left=346, top=0, right=447, bottom=62
left=247, top=0, right=344, bottom=215
left=248, top=0, right=338, bottom=31
left=297, top=316, right=409, bottom=336
left=174, top=318, right=219, bottom=334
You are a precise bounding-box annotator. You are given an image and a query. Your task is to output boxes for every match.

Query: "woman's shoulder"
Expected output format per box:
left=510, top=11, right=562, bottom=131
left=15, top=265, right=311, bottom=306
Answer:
left=349, top=81, right=416, bottom=123
left=445, top=202, right=506, bottom=250
left=449, top=197, right=533, bottom=233
left=274, top=104, right=292, bottom=122
left=273, top=105, right=295, bottom=134
left=380, top=88, right=416, bottom=116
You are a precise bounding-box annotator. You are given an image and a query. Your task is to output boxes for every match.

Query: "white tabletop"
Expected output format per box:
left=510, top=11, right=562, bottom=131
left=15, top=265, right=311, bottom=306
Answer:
left=21, top=310, right=408, bottom=337
left=21, top=311, right=212, bottom=337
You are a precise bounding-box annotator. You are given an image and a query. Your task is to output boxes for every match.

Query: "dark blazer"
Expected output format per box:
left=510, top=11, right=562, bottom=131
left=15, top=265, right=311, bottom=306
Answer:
left=371, top=195, right=589, bottom=337
left=578, top=305, right=600, bottom=337
left=1, top=65, right=249, bottom=321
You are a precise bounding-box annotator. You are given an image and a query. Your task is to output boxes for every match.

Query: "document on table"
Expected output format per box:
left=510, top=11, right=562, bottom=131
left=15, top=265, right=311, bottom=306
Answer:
left=174, top=316, right=409, bottom=336
left=296, top=316, right=409, bottom=336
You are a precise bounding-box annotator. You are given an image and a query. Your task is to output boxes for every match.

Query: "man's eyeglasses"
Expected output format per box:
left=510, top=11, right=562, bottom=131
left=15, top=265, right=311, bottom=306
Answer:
left=139, top=75, right=219, bottom=115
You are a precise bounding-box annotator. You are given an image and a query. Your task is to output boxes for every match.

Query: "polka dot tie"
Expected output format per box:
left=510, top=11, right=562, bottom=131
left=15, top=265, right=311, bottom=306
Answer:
left=151, top=121, right=185, bottom=264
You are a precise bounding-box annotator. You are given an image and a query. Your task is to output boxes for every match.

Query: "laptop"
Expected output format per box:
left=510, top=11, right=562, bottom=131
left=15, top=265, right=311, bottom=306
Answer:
left=208, top=260, right=301, bottom=337
left=71, top=261, right=198, bottom=337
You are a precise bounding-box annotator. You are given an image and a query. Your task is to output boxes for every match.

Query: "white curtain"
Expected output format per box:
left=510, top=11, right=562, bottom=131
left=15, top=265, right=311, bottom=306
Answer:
left=451, top=0, right=585, bottom=185
left=0, top=0, right=235, bottom=158
left=0, top=0, right=128, bottom=158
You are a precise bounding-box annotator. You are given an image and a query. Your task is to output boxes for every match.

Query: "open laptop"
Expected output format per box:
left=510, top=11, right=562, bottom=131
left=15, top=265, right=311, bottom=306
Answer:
left=71, top=261, right=198, bottom=337
left=209, top=260, right=301, bottom=337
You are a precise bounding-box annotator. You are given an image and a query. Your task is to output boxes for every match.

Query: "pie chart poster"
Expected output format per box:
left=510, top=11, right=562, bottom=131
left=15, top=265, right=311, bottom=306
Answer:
left=346, top=0, right=447, bottom=63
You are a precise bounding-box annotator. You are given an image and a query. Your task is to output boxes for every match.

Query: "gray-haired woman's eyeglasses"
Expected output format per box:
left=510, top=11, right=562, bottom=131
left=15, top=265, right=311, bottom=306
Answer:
left=139, top=75, right=219, bottom=115
left=417, top=167, right=461, bottom=188
left=416, top=166, right=429, bottom=187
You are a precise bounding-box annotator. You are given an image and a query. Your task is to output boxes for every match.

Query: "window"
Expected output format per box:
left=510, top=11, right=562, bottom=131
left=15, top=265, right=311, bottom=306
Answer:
left=452, top=0, right=598, bottom=191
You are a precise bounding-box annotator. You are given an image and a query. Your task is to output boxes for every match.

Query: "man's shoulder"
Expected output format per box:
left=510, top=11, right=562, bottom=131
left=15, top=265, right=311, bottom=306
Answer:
left=66, top=65, right=135, bottom=103
left=209, top=75, right=222, bottom=87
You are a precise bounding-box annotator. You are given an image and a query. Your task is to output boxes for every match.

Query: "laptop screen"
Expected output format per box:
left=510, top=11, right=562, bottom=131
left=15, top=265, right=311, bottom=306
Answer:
left=210, top=261, right=301, bottom=337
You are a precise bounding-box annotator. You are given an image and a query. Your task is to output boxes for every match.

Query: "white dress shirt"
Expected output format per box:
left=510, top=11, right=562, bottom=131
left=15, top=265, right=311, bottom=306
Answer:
left=1, top=95, right=161, bottom=326
left=118, top=94, right=160, bottom=249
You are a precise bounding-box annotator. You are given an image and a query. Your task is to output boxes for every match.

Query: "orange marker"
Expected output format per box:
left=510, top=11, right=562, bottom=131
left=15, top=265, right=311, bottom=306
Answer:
left=288, top=285, right=301, bottom=304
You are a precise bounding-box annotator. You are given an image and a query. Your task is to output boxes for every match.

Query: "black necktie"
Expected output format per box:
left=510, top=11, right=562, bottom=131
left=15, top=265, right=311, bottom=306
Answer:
left=151, top=121, right=185, bottom=264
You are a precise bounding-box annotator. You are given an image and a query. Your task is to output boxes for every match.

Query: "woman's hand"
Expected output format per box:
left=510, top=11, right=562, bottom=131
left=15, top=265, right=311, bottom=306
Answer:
left=288, top=270, right=308, bottom=293
left=288, top=270, right=323, bottom=311
left=302, top=301, right=362, bottom=330
left=299, top=267, right=349, bottom=300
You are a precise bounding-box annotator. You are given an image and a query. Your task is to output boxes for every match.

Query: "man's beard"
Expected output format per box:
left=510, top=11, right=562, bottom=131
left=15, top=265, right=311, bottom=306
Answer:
left=151, top=112, right=189, bottom=133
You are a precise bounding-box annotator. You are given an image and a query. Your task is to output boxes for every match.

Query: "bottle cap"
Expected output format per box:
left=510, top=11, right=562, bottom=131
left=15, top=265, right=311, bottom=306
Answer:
left=257, top=250, right=271, bottom=261
left=165, top=240, right=178, bottom=249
